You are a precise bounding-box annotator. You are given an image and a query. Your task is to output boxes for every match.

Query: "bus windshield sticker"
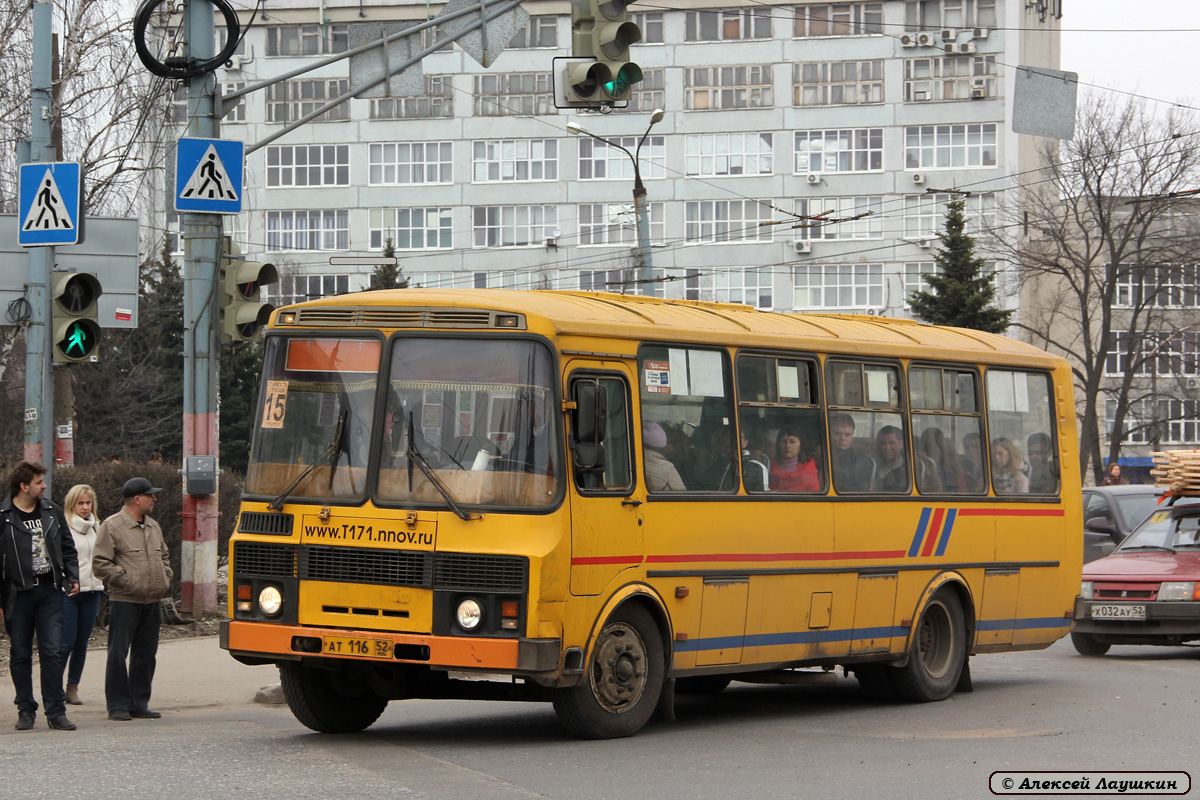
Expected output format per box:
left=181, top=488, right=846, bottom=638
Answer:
left=645, top=360, right=671, bottom=393
left=261, top=380, right=288, bottom=429
left=688, top=349, right=725, bottom=397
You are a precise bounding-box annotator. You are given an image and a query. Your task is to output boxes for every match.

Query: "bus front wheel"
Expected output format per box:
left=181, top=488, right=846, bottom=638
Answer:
left=279, top=661, right=389, bottom=733
left=891, top=590, right=966, bottom=702
left=553, top=604, right=665, bottom=739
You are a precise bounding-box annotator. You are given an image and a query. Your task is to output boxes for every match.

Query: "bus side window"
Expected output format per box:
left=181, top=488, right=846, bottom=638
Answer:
left=736, top=353, right=825, bottom=494
left=985, top=370, right=1057, bottom=496
left=828, top=359, right=906, bottom=493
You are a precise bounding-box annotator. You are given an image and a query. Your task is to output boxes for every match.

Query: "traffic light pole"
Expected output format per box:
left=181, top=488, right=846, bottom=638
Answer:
left=181, top=0, right=221, bottom=617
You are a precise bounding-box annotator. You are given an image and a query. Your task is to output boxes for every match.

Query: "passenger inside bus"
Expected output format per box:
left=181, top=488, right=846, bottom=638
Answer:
left=829, top=412, right=875, bottom=492
left=991, top=436, right=1030, bottom=494
left=960, top=432, right=986, bottom=492
left=769, top=427, right=821, bottom=492
left=740, top=427, right=768, bottom=492
left=642, top=420, right=686, bottom=491
left=1026, top=432, right=1057, bottom=493
left=875, top=425, right=909, bottom=492
left=918, top=427, right=960, bottom=492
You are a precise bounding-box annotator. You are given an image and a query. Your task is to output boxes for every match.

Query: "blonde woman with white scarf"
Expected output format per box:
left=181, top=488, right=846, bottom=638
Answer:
left=61, top=484, right=104, bottom=705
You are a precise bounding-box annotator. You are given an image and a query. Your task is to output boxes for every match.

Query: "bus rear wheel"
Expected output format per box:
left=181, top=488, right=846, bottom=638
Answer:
left=891, top=590, right=966, bottom=703
left=1070, top=632, right=1111, bottom=656
left=553, top=604, right=665, bottom=739
left=279, top=662, right=389, bottom=733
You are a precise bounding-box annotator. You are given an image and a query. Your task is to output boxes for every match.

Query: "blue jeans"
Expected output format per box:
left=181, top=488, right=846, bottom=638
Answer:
left=60, top=590, right=102, bottom=686
left=105, top=600, right=160, bottom=714
left=4, top=581, right=66, bottom=717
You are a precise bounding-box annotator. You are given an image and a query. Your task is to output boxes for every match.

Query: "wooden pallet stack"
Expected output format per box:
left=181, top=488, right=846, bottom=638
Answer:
left=1150, top=450, right=1200, bottom=493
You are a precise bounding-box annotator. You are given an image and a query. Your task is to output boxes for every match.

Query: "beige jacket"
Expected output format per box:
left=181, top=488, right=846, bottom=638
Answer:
left=94, top=507, right=172, bottom=603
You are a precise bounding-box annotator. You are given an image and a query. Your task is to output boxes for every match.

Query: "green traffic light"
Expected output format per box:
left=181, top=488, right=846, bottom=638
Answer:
left=65, top=322, right=93, bottom=356
left=603, top=64, right=643, bottom=99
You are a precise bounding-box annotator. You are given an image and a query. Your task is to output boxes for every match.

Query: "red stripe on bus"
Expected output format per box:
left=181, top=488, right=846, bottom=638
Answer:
left=921, top=507, right=946, bottom=557
left=571, top=556, right=645, bottom=566
left=957, top=508, right=1065, bottom=517
left=645, top=550, right=907, bottom=564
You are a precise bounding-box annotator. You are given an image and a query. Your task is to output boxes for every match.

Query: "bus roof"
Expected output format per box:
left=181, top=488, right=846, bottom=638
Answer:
left=275, top=289, right=1057, bottom=365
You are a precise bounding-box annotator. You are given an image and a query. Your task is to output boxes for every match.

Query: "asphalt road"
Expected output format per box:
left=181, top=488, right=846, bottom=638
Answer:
left=1, top=636, right=1196, bottom=799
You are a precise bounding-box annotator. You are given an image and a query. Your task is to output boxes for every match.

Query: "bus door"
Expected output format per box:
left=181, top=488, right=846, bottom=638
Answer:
left=565, top=363, right=642, bottom=596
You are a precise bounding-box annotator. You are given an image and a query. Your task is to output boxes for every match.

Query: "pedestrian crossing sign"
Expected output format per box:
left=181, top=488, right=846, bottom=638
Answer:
left=175, top=137, right=244, bottom=214
left=18, top=162, right=82, bottom=247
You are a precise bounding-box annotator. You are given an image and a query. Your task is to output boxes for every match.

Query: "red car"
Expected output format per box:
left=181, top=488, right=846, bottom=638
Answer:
left=1073, top=498, right=1200, bottom=655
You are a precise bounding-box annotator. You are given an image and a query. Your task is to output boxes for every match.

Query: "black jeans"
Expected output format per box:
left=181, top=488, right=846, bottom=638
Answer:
left=4, top=579, right=67, bottom=717
left=105, top=600, right=160, bottom=714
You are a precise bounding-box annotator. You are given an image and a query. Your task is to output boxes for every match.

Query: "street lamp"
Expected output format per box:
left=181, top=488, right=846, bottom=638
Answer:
left=567, top=108, right=665, bottom=295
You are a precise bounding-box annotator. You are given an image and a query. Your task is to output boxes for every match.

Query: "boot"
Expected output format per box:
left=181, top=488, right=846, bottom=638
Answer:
left=65, top=684, right=82, bottom=705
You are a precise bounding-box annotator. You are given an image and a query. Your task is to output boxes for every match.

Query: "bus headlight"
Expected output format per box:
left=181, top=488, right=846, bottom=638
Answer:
left=258, top=585, right=283, bottom=617
left=1080, top=581, right=1094, bottom=600
left=456, top=598, right=483, bottom=631
left=1158, top=581, right=1195, bottom=601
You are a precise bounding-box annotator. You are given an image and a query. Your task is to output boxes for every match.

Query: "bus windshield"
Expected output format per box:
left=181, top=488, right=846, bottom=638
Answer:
left=246, top=337, right=381, bottom=502
left=377, top=337, right=560, bottom=510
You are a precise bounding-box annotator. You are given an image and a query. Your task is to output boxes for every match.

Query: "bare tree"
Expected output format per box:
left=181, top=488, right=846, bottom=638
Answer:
left=1004, top=93, right=1200, bottom=482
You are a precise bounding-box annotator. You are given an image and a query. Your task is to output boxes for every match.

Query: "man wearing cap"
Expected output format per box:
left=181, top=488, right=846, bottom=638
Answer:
left=93, top=477, right=172, bottom=721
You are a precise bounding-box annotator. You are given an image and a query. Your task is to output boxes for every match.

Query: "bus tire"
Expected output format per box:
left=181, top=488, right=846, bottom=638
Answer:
left=279, top=662, right=389, bottom=733
left=852, top=664, right=899, bottom=702
left=891, top=590, right=966, bottom=703
left=676, top=675, right=732, bottom=695
left=552, top=604, right=665, bottom=739
left=1070, top=632, right=1111, bottom=656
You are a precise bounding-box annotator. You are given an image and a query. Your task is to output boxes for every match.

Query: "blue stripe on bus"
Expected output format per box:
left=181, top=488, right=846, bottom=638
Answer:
left=907, top=507, right=932, bottom=557
left=934, top=508, right=957, bottom=556
left=974, top=616, right=1071, bottom=631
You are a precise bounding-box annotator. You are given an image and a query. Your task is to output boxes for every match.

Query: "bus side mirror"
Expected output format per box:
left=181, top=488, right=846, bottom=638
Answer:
left=571, top=380, right=607, bottom=473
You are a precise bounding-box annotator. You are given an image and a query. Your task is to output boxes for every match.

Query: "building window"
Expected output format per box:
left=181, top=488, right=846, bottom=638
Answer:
left=905, top=0, right=997, bottom=31
left=167, top=84, right=187, bottom=125
left=407, top=271, right=463, bottom=289
left=904, top=262, right=937, bottom=308
left=905, top=56, right=998, bottom=102
left=266, top=24, right=349, bottom=56
left=685, top=200, right=773, bottom=243
left=472, top=139, right=558, bottom=182
left=480, top=270, right=560, bottom=290
left=793, top=264, right=884, bottom=310
left=221, top=82, right=247, bottom=122
left=627, top=69, right=666, bottom=112
left=685, top=132, right=773, bottom=177
left=685, top=65, right=774, bottom=110
left=794, top=128, right=883, bottom=174
left=794, top=60, right=883, bottom=106
left=1106, top=331, right=1200, bottom=377
left=578, top=136, right=665, bottom=180
left=1115, top=264, right=1200, bottom=309
left=509, top=16, right=557, bottom=48
left=578, top=202, right=665, bottom=245
left=370, top=76, right=453, bottom=119
left=472, top=205, right=558, bottom=247
left=368, top=141, right=452, bottom=185
left=265, top=274, right=350, bottom=307
left=903, top=192, right=995, bottom=238
left=632, top=12, right=665, bottom=43
left=685, top=8, right=772, bottom=41
left=794, top=3, right=884, bottom=36
left=369, top=208, right=453, bottom=250
left=473, top=72, right=554, bottom=116
left=794, top=197, right=884, bottom=240
left=265, top=210, right=349, bottom=251
left=266, top=79, right=350, bottom=123
left=904, top=123, right=997, bottom=169
left=266, top=145, right=349, bottom=187
left=1109, top=399, right=1200, bottom=445
left=686, top=267, right=774, bottom=309
left=217, top=26, right=247, bottom=56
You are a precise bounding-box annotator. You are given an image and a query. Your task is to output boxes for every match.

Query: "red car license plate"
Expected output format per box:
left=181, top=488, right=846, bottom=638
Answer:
left=1090, top=604, right=1146, bottom=620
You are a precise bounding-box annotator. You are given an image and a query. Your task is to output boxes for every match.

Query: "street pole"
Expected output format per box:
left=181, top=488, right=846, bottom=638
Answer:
left=567, top=109, right=663, bottom=296
left=180, top=0, right=221, bottom=617
left=22, top=1, right=56, bottom=486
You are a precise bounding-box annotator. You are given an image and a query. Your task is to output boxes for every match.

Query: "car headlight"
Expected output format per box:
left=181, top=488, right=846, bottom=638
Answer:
left=1080, top=581, right=1094, bottom=600
left=456, top=597, right=483, bottom=630
left=258, top=585, right=283, bottom=617
left=1158, top=581, right=1196, bottom=602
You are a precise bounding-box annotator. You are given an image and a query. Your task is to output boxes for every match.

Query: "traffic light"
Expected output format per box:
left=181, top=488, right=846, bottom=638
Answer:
left=565, top=0, right=642, bottom=105
left=51, top=272, right=102, bottom=363
left=219, top=240, right=278, bottom=343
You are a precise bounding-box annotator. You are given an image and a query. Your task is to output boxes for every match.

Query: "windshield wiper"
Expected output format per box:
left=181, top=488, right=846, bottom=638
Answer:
left=268, top=409, right=347, bottom=511
left=1120, top=544, right=1176, bottom=553
left=406, top=412, right=477, bottom=521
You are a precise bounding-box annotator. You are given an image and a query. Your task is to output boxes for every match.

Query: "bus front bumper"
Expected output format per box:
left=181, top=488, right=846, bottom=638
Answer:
left=219, top=620, right=561, bottom=674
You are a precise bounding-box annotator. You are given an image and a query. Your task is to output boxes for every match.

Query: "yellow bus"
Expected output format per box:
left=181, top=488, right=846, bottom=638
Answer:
left=221, top=289, right=1081, bottom=739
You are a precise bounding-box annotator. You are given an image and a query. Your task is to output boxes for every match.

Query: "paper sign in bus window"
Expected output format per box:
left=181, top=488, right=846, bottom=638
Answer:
left=687, top=349, right=725, bottom=397
left=778, top=365, right=801, bottom=400
left=644, top=360, right=671, bottom=393
left=261, top=381, right=288, bottom=429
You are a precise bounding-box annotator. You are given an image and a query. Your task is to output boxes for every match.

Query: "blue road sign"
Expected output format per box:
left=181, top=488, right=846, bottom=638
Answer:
left=175, top=137, right=244, bottom=214
left=18, top=162, right=82, bottom=246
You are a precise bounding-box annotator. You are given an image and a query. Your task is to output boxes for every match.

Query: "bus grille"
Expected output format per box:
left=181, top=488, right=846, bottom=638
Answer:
left=237, top=512, right=294, bottom=536
left=434, top=554, right=527, bottom=592
left=235, top=542, right=298, bottom=578
left=302, top=545, right=432, bottom=586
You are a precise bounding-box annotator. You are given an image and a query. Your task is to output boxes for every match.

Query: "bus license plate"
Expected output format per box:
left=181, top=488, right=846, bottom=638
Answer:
left=1090, top=604, right=1146, bottom=620
left=322, top=635, right=393, bottom=658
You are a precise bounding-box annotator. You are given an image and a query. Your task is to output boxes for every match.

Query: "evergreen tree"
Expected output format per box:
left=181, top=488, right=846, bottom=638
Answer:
left=369, top=237, right=409, bottom=290
left=908, top=198, right=1013, bottom=334
left=218, top=337, right=262, bottom=474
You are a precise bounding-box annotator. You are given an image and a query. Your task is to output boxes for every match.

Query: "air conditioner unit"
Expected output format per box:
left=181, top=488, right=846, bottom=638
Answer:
left=225, top=54, right=250, bottom=70
left=806, top=173, right=822, bottom=185
left=1187, top=378, right=1199, bottom=389
left=912, top=172, right=925, bottom=184
left=970, top=84, right=987, bottom=100
left=941, top=28, right=957, bottom=42
left=900, top=33, right=918, bottom=48
left=943, top=43, right=957, bottom=54
left=917, top=238, right=932, bottom=248
left=957, top=42, right=976, bottom=54
left=972, top=27, right=989, bottom=39
left=795, top=241, right=812, bottom=254
left=913, top=90, right=930, bottom=101
left=915, top=32, right=937, bottom=47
